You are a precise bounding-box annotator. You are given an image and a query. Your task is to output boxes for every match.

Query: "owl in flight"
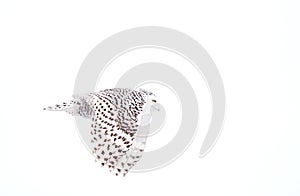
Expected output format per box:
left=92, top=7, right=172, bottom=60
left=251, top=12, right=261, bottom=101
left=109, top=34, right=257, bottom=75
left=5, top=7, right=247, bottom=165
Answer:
left=44, top=88, right=159, bottom=176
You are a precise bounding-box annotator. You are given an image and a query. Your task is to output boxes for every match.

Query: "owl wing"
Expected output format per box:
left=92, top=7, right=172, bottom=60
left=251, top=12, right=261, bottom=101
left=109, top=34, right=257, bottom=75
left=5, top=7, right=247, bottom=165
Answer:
left=113, top=110, right=152, bottom=176
left=84, top=89, right=148, bottom=173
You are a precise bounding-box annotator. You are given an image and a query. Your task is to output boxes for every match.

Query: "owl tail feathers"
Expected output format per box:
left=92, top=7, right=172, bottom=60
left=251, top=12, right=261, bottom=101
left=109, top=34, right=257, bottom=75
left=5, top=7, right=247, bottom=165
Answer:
left=43, top=100, right=81, bottom=116
left=44, top=96, right=94, bottom=118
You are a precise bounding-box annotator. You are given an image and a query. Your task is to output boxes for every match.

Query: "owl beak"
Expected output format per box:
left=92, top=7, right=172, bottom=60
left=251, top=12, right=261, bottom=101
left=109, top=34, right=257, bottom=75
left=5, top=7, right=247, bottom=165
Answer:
left=152, top=105, right=160, bottom=112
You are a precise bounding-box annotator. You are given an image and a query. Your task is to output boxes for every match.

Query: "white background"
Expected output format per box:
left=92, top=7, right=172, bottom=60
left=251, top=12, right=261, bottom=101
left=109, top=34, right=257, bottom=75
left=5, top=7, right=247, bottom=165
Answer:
left=0, top=0, right=299, bottom=195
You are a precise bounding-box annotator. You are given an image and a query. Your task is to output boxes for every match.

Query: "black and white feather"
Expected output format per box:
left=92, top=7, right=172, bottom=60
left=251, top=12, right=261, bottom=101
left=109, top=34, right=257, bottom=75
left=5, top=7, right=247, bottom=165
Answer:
left=44, top=88, right=158, bottom=176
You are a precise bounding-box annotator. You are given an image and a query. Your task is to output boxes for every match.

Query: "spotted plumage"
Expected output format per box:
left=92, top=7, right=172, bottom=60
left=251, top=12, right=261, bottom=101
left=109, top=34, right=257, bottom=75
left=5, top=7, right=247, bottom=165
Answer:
left=44, top=88, right=158, bottom=176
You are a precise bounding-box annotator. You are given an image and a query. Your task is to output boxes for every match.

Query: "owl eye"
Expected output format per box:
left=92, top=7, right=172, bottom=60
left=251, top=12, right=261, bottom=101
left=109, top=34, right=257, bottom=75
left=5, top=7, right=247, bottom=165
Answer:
left=152, top=99, right=157, bottom=103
